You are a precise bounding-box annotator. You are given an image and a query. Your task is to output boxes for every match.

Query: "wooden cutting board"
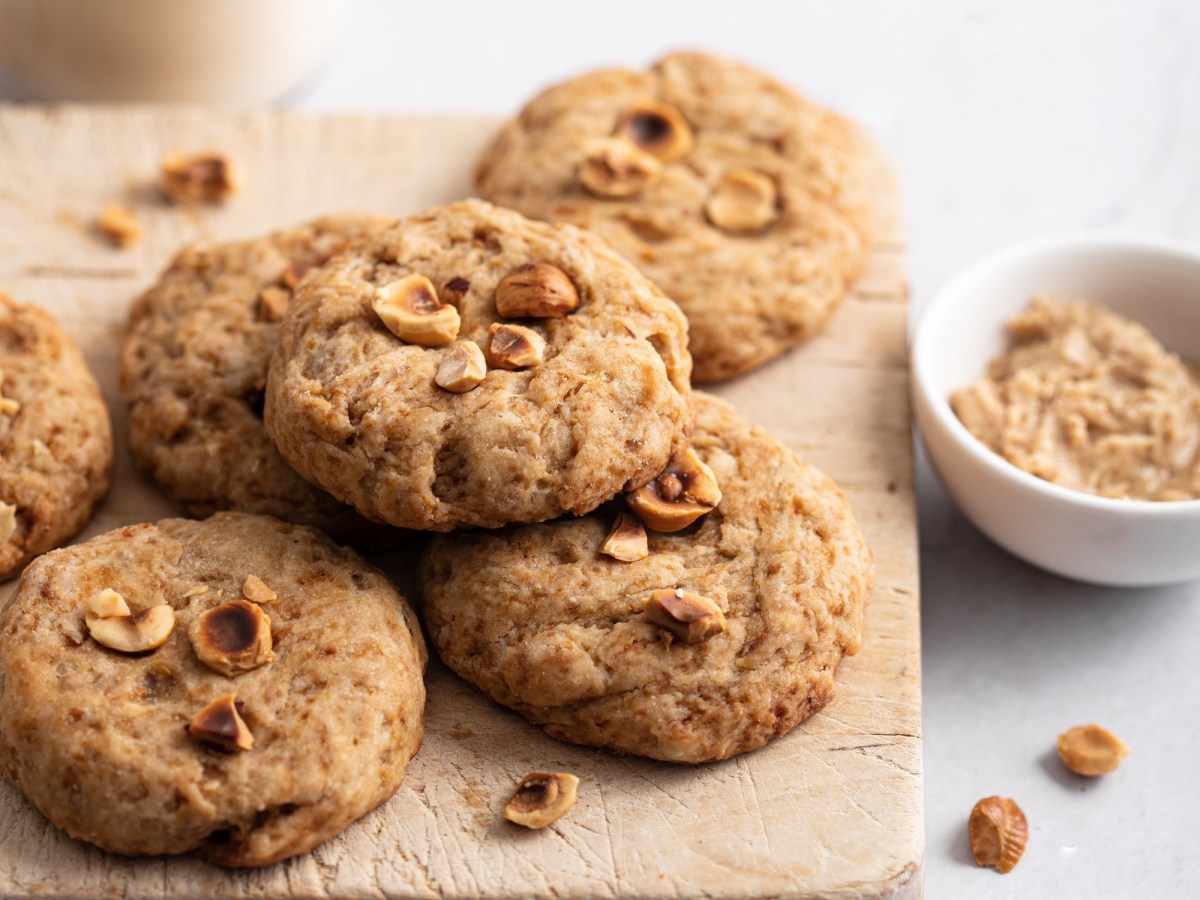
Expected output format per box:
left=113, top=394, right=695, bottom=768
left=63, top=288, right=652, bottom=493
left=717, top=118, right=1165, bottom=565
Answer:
left=0, top=107, right=922, bottom=898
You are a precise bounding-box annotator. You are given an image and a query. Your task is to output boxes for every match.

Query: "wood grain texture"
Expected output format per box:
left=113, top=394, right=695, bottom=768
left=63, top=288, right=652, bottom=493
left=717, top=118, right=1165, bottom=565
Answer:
left=0, top=107, right=921, bottom=898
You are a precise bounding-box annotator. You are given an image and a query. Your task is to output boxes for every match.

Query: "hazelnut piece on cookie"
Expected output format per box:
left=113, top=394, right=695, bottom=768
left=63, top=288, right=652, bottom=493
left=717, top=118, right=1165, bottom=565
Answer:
left=188, top=694, right=254, bottom=752
left=579, top=138, right=662, bottom=198
left=435, top=341, right=487, bottom=393
left=600, top=512, right=649, bottom=562
left=486, top=323, right=546, bottom=370
left=615, top=100, right=694, bottom=162
left=85, top=589, right=176, bottom=654
left=0, top=502, right=17, bottom=542
left=626, top=448, right=722, bottom=532
left=503, top=772, right=579, bottom=829
left=189, top=600, right=276, bottom=677
left=645, top=588, right=727, bottom=645
left=705, top=169, right=780, bottom=233
left=373, top=274, right=461, bottom=346
left=495, top=264, right=580, bottom=318
left=242, top=574, right=277, bottom=604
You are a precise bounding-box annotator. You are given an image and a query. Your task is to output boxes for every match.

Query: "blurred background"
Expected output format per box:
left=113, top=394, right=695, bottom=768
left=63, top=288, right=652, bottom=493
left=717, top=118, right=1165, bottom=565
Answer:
left=3, top=1, right=1199, bottom=896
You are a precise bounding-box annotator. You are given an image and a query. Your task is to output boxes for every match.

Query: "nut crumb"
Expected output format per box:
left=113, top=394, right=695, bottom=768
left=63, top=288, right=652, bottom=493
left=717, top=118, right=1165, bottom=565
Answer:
left=161, top=151, right=239, bottom=205
left=96, top=203, right=142, bottom=248
left=0, top=392, right=18, bottom=416
left=1057, top=723, right=1130, bottom=776
left=242, top=574, right=277, bottom=604
left=0, top=501, right=18, bottom=542
left=969, top=796, right=1027, bottom=874
left=503, top=772, right=579, bottom=829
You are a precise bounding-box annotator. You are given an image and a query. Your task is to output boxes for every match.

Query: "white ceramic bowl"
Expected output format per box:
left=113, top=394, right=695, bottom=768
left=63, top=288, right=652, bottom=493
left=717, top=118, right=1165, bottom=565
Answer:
left=912, top=233, right=1200, bottom=587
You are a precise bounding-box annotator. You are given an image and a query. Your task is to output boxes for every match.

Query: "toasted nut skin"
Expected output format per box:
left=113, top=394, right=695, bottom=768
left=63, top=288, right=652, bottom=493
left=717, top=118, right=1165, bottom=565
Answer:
left=579, top=138, right=662, bottom=198
left=495, top=264, right=581, bottom=318
left=435, top=341, right=487, bottom=393
left=1057, top=724, right=1130, bottom=776
left=503, top=772, right=579, bottom=829
left=646, top=588, right=726, bottom=645
left=87, top=604, right=176, bottom=654
left=190, top=600, right=276, bottom=677
left=0, top=502, right=16, bottom=542
left=601, top=512, right=649, bottom=562
left=626, top=448, right=722, bottom=532
left=242, top=574, right=277, bottom=604
left=969, top=796, right=1027, bottom=874
left=486, top=323, right=546, bottom=370
left=161, top=152, right=239, bottom=204
left=188, top=694, right=254, bottom=752
left=615, top=100, right=694, bottom=162
left=705, top=169, right=780, bottom=233
left=373, top=274, right=461, bottom=346
left=97, top=203, right=142, bottom=248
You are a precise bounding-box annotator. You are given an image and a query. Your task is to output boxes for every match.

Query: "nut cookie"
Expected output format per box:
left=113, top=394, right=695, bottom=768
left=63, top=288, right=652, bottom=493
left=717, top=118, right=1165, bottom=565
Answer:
left=0, top=292, right=113, bottom=580
left=0, top=512, right=426, bottom=867
left=266, top=199, right=693, bottom=531
left=420, top=393, right=872, bottom=763
left=476, top=52, right=873, bottom=382
left=120, top=215, right=391, bottom=538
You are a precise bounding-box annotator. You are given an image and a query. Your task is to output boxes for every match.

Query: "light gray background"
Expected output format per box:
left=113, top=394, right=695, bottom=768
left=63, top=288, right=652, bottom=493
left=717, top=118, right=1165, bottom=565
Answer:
left=4, top=1, right=1199, bottom=896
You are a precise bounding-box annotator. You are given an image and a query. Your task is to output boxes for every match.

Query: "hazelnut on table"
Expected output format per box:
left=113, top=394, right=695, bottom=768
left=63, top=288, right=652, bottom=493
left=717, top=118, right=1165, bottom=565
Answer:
left=968, top=795, right=1027, bottom=874
left=161, top=151, right=239, bottom=205
left=503, top=772, right=579, bottom=829
left=1057, top=724, right=1130, bottom=776
left=96, top=203, right=142, bottom=247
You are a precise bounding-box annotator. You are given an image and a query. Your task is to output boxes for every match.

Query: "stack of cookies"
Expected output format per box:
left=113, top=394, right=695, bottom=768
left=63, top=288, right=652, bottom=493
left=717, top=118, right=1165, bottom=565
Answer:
left=0, top=52, right=875, bottom=867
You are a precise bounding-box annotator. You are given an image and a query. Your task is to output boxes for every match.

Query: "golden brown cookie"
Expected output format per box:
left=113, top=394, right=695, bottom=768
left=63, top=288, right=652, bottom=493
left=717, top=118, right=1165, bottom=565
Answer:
left=0, top=292, right=113, bottom=580
left=476, top=52, right=873, bottom=382
left=265, top=199, right=694, bottom=531
left=0, top=512, right=426, bottom=867
left=420, top=393, right=872, bottom=763
left=120, top=215, right=392, bottom=538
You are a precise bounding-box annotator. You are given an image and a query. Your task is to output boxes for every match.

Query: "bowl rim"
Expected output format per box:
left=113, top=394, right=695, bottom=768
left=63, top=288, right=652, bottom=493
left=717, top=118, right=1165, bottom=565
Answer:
left=912, top=230, right=1200, bottom=518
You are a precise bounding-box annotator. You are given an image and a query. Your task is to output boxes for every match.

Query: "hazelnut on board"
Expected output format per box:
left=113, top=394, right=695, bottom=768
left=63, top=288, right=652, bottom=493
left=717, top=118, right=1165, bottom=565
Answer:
left=503, top=772, right=579, bottom=829
left=85, top=589, right=176, bottom=654
left=600, top=512, right=649, bottom=562
left=645, top=588, right=727, bottom=645
left=435, top=340, right=487, bottom=393
left=96, top=203, right=142, bottom=248
left=626, top=448, right=722, bottom=532
left=615, top=100, right=694, bottom=162
left=494, top=264, right=580, bottom=318
left=486, top=323, right=546, bottom=370
left=188, top=694, right=254, bottom=752
left=1057, top=724, right=1130, bottom=776
left=579, top=138, right=663, bottom=198
left=189, top=600, right=276, bottom=677
left=373, top=274, right=461, bottom=347
left=968, top=796, right=1027, bottom=874
left=161, top=151, right=239, bottom=204
left=705, top=169, right=780, bottom=233
left=242, top=574, right=277, bottom=604
left=0, top=501, right=16, bottom=542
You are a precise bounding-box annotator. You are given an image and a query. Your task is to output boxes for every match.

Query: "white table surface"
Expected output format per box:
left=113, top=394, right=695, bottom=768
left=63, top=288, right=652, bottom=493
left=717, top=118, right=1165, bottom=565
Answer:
left=4, top=1, right=1200, bottom=896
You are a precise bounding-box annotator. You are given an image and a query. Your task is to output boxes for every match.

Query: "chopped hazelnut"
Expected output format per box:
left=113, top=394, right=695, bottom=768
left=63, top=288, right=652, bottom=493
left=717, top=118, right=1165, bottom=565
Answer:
left=257, top=286, right=290, bottom=322
left=600, top=512, right=649, bottom=562
left=0, top=501, right=17, bottom=542
left=615, top=100, right=694, bottom=162
left=626, top=448, right=722, bottom=532
left=85, top=587, right=131, bottom=623
left=189, top=600, right=276, bottom=677
left=0, top=390, right=18, bottom=416
left=242, top=574, right=277, bottom=604
left=373, top=274, right=461, bottom=346
left=495, top=264, right=580, bottom=318
left=1056, top=724, right=1130, bottom=776
left=435, top=341, right=487, bottom=393
left=579, top=138, right=662, bottom=198
left=86, top=601, right=176, bottom=654
left=486, top=323, right=546, bottom=370
left=96, top=203, right=142, bottom=248
left=161, top=151, right=239, bottom=205
left=705, top=169, right=780, bottom=233
left=645, top=588, right=726, bottom=645
left=968, top=796, right=1028, bottom=874
left=188, top=694, right=254, bottom=752
left=503, top=772, right=579, bottom=829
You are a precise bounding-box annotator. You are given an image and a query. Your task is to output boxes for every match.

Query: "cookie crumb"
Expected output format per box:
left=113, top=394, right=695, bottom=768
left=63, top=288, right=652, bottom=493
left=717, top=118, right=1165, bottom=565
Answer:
left=96, top=203, right=142, bottom=248
left=161, top=151, right=239, bottom=205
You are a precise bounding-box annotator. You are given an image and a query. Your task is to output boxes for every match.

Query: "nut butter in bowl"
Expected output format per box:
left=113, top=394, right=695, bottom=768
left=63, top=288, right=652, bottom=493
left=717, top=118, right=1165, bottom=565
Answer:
left=912, top=233, right=1200, bottom=586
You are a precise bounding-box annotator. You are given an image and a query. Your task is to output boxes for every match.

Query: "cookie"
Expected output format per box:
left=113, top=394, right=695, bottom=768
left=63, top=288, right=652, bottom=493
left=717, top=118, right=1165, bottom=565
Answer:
left=420, top=393, right=872, bottom=763
left=0, top=512, right=426, bottom=867
left=120, top=215, right=391, bottom=537
left=265, top=199, right=693, bottom=531
left=476, top=52, right=873, bottom=382
left=1, top=292, right=113, bottom=580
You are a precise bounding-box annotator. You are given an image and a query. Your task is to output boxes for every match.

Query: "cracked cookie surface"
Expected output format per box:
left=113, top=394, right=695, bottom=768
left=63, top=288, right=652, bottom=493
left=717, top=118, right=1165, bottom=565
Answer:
left=420, top=393, right=872, bottom=763
left=266, top=199, right=693, bottom=531
left=120, top=215, right=391, bottom=539
left=0, top=512, right=426, bottom=867
left=476, top=52, right=873, bottom=382
left=0, top=293, right=113, bottom=580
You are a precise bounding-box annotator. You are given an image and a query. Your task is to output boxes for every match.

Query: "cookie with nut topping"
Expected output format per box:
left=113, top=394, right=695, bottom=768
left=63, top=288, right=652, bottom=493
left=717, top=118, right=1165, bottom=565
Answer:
left=0, top=292, right=113, bottom=580
left=0, top=512, right=426, bottom=867
left=266, top=199, right=693, bottom=531
left=120, top=215, right=392, bottom=539
left=420, top=393, right=872, bottom=763
left=476, top=52, right=873, bottom=382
